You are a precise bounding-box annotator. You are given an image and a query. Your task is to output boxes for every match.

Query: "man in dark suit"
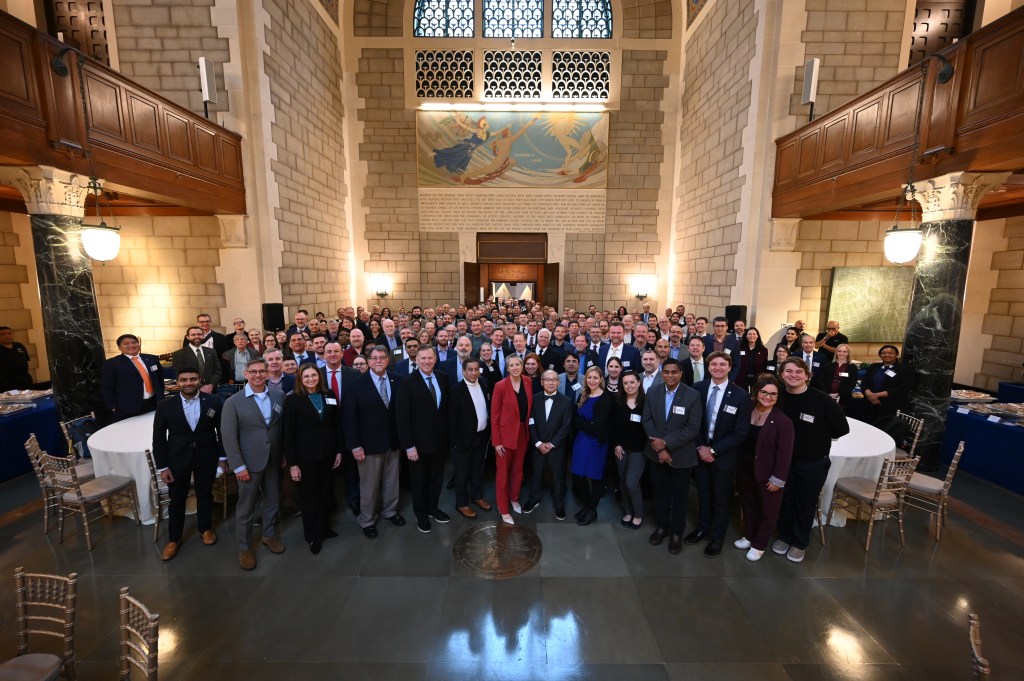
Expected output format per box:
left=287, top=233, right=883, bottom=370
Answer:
left=448, top=357, right=491, bottom=518
left=284, top=332, right=313, bottom=365
left=691, top=351, right=752, bottom=557
left=100, top=334, right=165, bottom=422
left=441, top=336, right=474, bottom=386
left=152, top=367, right=225, bottom=561
left=702, top=317, right=741, bottom=359
left=523, top=370, right=573, bottom=518
left=221, top=357, right=287, bottom=570
left=642, top=359, right=703, bottom=555
left=321, top=341, right=360, bottom=514
left=393, top=338, right=421, bottom=377
left=395, top=345, right=451, bottom=533
left=792, top=333, right=831, bottom=381
left=534, top=329, right=565, bottom=374
left=172, top=326, right=223, bottom=391
left=572, top=334, right=601, bottom=375
left=181, top=313, right=227, bottom=356
left=343, top=346, right=404, bottom=538
left=285, top=309, right=312, bottom=337
left=681, top=337, right=706, bottom=386
left=597, top=321, right=642, bottom=374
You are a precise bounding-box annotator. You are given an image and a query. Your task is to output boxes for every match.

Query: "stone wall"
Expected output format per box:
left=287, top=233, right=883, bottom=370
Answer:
left=264, top=0, right=351, bottom=313
left=602, top=49, right=666, bottom=311
left=977, top=216, right=1024, bottom=390
left=113, top=0, right=231, bottom=117
left=563, top=233, right=606, bottom=311
left=420, top=233, right=460, bottom=303
left=353, top=0, right=403, bottom=36
left=621, top=0, right=672, bottom=39
left=356, top=47, right=422, bottom=310
left=92, top=216, right=225, bottom=357
left=673, top=0, right=756, bottom=316
left=0, top=212, right=37, bottom=376
left=790, top=0, right=907, bottom=117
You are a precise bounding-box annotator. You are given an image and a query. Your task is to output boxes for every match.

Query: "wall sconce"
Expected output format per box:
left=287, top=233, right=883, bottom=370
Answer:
left=632, top=275, right=656, bottom=301
left=369, top=273, right=391, bottom=299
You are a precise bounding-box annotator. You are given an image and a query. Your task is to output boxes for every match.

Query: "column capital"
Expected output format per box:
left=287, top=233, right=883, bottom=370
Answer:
left=769, top=218, right=800, bottom=252
left=0, top=166, right=92, bottom=217
left=912, top=171, right=1012, bottom=222
left=217, top=214, right=247, bottom=247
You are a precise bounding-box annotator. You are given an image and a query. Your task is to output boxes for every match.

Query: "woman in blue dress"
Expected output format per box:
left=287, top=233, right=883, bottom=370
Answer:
left=571, top=366, right=613, bottom=526
left=433, top=116, right=490, bottom=178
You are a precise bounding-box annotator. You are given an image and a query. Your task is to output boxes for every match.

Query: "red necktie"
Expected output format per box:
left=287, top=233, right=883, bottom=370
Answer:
left=330, top=370, right=340, bottom=401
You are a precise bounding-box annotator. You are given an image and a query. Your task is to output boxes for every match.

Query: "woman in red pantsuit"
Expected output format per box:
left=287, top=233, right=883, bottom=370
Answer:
left=490, top=355, right=534, bottom=525
left=735, top=375, right=794, bottom=561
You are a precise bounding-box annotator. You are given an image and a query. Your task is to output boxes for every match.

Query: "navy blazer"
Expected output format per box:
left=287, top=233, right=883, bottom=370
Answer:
left=393, top=357, right=420, bottom=378
left=282, top=391, right=340, bottom=466
left=791, top=349, right=832, bottom=379
left=701, top=335, right=742, bottom=381
left=535, top=345, right=565, bottom=374
left=100, top=354, right=165, bottom=419
left=342, top=371, right=400, bottom=455
left=395, top=370, right=450, bottom=455
left=693, top=379, right=753, bottom=472
left=151, top=392, right=224, bottom=471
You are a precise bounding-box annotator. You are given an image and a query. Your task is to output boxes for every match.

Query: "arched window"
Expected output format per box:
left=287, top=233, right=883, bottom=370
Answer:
left=413, top=0, right=475, bottom=37
left=483, top=0, right=544, bottom=38
left=552, top=0, right=612, bottom=39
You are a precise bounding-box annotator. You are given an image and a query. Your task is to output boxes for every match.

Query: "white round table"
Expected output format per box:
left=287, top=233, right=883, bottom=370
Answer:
left=820, top=417, right=896, bottom=527
left=88, top=413, right=158, bottom=524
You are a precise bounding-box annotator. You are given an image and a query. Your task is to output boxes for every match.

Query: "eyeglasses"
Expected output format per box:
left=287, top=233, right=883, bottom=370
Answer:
left=758, top=390, right=779, bottom=399
left=247, top=369, right=268, bottom=376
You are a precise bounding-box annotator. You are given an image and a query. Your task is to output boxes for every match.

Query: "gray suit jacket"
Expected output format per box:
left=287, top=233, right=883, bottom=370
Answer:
left=641, top=382, right=703, bottom=468
left=221, top=387, right=285, bottom=473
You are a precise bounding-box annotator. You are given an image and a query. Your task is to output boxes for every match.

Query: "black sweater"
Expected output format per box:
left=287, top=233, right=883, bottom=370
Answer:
left=780, top=387, right=849, bottom=461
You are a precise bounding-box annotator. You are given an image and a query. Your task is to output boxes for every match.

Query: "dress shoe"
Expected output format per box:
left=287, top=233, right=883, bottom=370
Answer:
left=325, top=529, right=339, bottom=539
left=577, top=509, right=596, bottom=526
left=621, top=514, right=634, bottom=527
left=511, top=501, right=523, bottom=514
left=457, top=506, right=477, bottom=519
left=704, top=538, right=723, bottom=558
left=386, top=513, right=406, bottom=526
left=309, top=540, right=322, bottom=555
left=555, top=507, right=566, bottom=521
left=362, top=525, right=378, bottom=539
left=574, top=508, right=587, bottom=521
left=239, top=549, right=257, bottom=571
left=521, top=500, right=538, bottom=514
left=261, top=536, right=286, bottom=554
left=630, top=517, right=643, bottom=530
left=683, top=528, right=708, bottom=544
left=201, top=530, right=217, bottom=545
left=348, top=502, right=361, bottom=516
left=161, top=542, right=179, bottom=561
left=431, top=509, right=451, bottom=523
left=501, top=514, right=515, bottom=525
left=417, top=519, right=431, bottom=533
left=668, top=534, right=683, bottom=555
left=473, top=498, right=492, bottom=511
left=649, top=528, right=667, bottom=545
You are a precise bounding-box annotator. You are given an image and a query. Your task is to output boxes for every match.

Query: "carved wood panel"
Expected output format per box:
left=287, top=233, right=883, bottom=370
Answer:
left=45, top=0, right=110, bottom=66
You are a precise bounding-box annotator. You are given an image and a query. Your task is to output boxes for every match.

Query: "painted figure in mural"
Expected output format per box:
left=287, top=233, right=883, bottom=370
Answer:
left=432, top=114, right=491, bottom=179
left=539, top=114, right=607, bottom=182
left=460, top=118, right=539, bottom=185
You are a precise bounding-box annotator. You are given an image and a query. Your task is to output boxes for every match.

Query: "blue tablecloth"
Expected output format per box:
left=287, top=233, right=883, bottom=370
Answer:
left=943, top=406, right=1024, bottom=496
left=0, top=397, right=64, bottom=483
left=997, top=382, right=1024, bottom=403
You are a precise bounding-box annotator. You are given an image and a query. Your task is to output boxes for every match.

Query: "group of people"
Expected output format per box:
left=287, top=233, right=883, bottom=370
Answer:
left=106, top=300, right=912, bottom=570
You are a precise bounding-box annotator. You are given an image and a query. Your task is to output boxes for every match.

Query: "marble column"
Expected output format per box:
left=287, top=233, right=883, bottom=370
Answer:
left=901, top=171, right=1010, bottom=470
left=0, top=166, right=107, bottom=423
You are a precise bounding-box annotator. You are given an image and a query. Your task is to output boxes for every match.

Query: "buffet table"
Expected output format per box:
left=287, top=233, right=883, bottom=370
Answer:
left=942, top=405, right=1024, bottom=496
left=0, top=396, right=63, bottom=483
left=88, top=412, right=159, bottom=524
left=820, top=417, right=897, bottom=527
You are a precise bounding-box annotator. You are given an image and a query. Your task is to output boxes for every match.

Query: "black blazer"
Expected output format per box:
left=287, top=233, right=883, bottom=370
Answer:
left=814, top=362, right=858, bottom=407
left=342, top=371, right=399, bottom=455
left=573, top=391, right=614, bottom=445
left=100, top=354, right=165, bottom=418
left=282, top=392, right=340, bottom=466
left=529, top=392, right=573, bottom=453
left=862, top=361, right=913, bottom=419
left=395, top=370, right=450, bottom=455
left=181, top=330, right=228, bottom=356
left=680, top=357, right=704, bottom=387
left=151, top=393, right=224, bottom=471
left=449, top=380, right=491, bottom=452
left=693, top=379, right=753, bottom=472
left=535, top=345, right=565, bottom=374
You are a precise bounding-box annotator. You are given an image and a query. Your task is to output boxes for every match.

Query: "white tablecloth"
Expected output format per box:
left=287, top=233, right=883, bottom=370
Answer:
left=820, top=417, right=896, bottom=527
left=88, top=413, right=158, bottom=524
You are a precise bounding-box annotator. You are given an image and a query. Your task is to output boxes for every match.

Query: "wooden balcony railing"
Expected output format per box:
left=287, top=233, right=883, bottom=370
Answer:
left=772, top=7, right=1024, bottom=220
left=0, top=11, right=245, bottom=215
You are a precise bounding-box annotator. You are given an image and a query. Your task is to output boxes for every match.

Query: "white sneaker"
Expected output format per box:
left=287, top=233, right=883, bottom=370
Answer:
left=501, top=514, right=515, bottom=525
left=511, top=501, right=522, bottom=514
left=746, top=548, right=764, bottom=562
left=733, top=537, right=751, bottom=550
left=786, top=546, right=805, bottom=563
left=771, top=539, right=790, bottom=555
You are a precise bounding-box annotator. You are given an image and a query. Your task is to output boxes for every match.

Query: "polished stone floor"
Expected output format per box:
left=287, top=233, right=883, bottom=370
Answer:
left=1, top=466, right=1022, bottom=681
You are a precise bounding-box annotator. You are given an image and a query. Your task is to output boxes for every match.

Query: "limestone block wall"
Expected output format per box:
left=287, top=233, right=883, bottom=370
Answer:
left=621, top=0, right=673, bottom=39
left=601, top=49, right=666, bottom=311
left=563, top=233, right=606, bottom=310
left=789, top=0, right=908, bottom=117
left=977, top=216, right=1024, bottom=390
left=0, top=212, right=36, bottom=375
left=673, top=0, right=756, bottom=316
left=352, top=0, right=403, bottom=36
left=264, top=0, right=351, bottom=313
left=356, top=47, right=422, bottom=310
left=112, top=0, right=231, bottom=116
left=420, top=233, right=460, bottom=303
left=92, top=216, right=225, bottom=357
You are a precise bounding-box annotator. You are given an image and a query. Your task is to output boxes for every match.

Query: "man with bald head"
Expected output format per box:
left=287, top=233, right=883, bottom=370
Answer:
left=343, top=328, right=365, bottom=367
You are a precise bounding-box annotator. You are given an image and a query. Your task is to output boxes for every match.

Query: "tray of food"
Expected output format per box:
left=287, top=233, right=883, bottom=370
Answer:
left=0, top=389, right=53, bottom=404
left=0, top=403, right=36, bottom=416
left=950, top=389, right=996, bottom=404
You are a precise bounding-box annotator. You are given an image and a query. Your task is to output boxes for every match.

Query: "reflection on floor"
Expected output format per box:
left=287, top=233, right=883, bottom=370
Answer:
left=1, top=467, right=1022, bottom=681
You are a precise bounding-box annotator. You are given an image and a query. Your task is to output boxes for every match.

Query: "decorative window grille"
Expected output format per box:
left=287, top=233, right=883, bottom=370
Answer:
left=416, top=51, right=475, bottom=98
left=413, top=0, right=475, bottom=37
left=483, top=50, right=542, bottom=98
left=551, top=51, right=610, bottom=99
left=483, top=0, right=544, bottom=38
left=552, top=0, right=613, bottom=38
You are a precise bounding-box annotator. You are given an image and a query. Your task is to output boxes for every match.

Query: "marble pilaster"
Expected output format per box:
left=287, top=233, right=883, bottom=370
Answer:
left=901, top=172, right=1010, bottom=470
left=0, top=167, right=107, bottom=422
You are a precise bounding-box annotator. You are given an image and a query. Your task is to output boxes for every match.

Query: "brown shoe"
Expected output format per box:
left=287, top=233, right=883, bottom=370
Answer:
left=473, top=498, right=492, bottom=511
left=239, top=549, right=256, bottom=571
left=161, top=542, right=179, bottom=561
left=457, top=505, right=477, bottom=519
left=262, top=536, right=286, bottom=554
left=201, top=530, right=218, bottom=545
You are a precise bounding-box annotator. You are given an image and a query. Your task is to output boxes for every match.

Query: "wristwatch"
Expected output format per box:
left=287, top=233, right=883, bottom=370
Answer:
left=710, top=448, right=716, bottom=457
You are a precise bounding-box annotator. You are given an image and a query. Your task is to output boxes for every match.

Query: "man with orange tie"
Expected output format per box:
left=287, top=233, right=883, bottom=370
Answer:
left=100, top=334, right=165, bottom=422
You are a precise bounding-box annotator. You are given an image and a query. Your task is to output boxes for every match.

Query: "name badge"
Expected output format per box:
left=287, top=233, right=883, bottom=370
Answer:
left=623, top=361, right=631, bottom=367
left=987, top=415, right=1001, bottom=423
left=149, top=364, right=158, bottom=372
left=839, top=372, right=849, bottom=377
left=724, top=349, right=731, bottom=354
left=529, top=417, right=536, bottom=425
left=547, top=364, right=554, bottom=370
left=739, top=351, right=746, bottom=356
left=724, top=405, right=737, bottom=415
left=813, top=362, right=820, bottom=368
left=799, top=413, right=815, bottom=423
left=885, top=370, right=896, bottom=378
left=206, top=408, right=216, bottom=418
left=326, top=398, right=337, bottom=406
left=630, top=413, right=642, bottom=423
left=956, top=406, right=969, bottom=415
left=766, top=364, right=775, bottom=372
left=573, top=383, right=581, bottom=391
left=273, top=404, right=283, bottom=414
left=672, top=406, right=686, bottom=415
